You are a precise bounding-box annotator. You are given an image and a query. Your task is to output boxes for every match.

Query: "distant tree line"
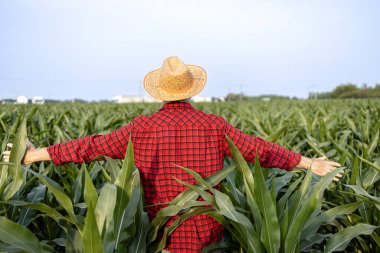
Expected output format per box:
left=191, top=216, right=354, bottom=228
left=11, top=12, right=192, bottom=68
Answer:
left=309, top=83, right=380, bottom=99
left=225, top=93, right=297, bottom=101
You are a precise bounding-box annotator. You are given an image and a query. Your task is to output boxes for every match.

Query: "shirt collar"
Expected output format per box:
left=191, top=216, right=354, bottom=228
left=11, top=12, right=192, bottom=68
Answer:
left=159, top=101, right=194, bottom=111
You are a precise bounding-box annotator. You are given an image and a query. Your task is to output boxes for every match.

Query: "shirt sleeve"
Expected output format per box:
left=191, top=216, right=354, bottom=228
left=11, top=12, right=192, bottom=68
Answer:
left=47, top=123, right=132, bottom=166
left=222, top=119, right=301, bottom=171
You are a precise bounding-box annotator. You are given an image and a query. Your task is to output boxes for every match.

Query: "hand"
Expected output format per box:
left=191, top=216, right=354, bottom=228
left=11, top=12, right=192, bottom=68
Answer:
left=2, top=140, right=36, bottom=164
left=309, top=156, right=343, bottom=181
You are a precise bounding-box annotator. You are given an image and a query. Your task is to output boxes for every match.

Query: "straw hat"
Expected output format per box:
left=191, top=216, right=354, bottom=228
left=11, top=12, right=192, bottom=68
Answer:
left=143, top=56, right=207, bottom=101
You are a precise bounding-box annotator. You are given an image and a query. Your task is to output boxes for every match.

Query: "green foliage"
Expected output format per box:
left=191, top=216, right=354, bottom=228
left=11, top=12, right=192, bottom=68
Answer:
left=0, top=100, right=379, bottom=252
left=225, top=93, right=293, bottom=101
left=0, top=216, right=46, bottom=253
left=309, top=83, right=380, bottom=99
left=0, top=117, right=150, bottom=252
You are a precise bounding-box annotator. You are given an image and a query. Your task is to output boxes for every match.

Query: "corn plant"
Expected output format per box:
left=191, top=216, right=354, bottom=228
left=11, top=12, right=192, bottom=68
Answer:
left=0, top=99, right=379, bottom=252
left=0, top=118, right=150, bottom=252
left=152, top=137, right=377, bottom=253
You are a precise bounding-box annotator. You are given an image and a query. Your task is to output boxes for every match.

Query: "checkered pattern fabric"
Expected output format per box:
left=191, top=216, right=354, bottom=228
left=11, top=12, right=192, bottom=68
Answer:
left=47, top=102, right=301, bottom=253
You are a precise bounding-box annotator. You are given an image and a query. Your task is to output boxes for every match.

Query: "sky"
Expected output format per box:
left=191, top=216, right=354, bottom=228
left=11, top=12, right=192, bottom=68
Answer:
left=0, top=0, right=379, bottom=100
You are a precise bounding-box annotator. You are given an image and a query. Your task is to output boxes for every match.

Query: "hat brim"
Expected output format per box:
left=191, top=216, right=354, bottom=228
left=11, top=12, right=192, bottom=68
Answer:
left=143, top=65, right=207, bottom=101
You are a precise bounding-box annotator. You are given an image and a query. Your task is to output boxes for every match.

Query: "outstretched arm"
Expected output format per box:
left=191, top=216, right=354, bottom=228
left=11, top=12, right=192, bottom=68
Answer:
left=223, top=118, right=301, bottom=170
left=46, top=123, right=132, bottom=166
left=222, top=118, right=342, bottom=178
left=2, top=123, right=132, bottom=166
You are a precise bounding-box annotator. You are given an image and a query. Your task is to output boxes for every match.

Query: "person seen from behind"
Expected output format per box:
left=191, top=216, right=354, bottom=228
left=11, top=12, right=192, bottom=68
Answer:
left=2, top=56, right=342, bottom=253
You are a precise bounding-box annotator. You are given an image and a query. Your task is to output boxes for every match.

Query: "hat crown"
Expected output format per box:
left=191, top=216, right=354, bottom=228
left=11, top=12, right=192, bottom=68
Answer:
left=158, top=56, right=193, bottom=93
left=162, top=56, right=188, bottom=74
left=143, top=56, right=207, bottom=101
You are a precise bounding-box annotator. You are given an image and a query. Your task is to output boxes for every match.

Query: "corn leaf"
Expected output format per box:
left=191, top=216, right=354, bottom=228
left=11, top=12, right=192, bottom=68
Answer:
left=362, top=159, right=380, bottom=189
left=114, top=171, right=141, bottom=251
left=345, top=185, right=380, bottom=204
left=113, top=138, right=135, bottom=249
left=0, top=216, right=45, bottom=253
left=325, top=223, right=377, bottom=253
left=176, top=165, right=214, bottom=193
left=148, top=165, right=235, bottom=244
left=2, top=118, right=27, bottom=200
left=3, top=200, right=75, bottom=224
left=82, top=203, right=104, bottom=253
left=71, top=164, right=85, bottom=204
left=302, top=201, right=362, bottom=237
left=29, top=170, right=79, bottom=226
left=95, top=183, right=117, bottom=237
left=349, top=156, right=359, bottom=185
left=105, top=157, right=120, bottom=184
left=277, top=176, right=302, bottom=218
left=227, top=136, right=262, bottom=232
left=17, top=184, right=46, bottom=226
left=226, top=136, right=255, bottom=195
left=253, top=157, right=280, bottom=253
left=157, top=200, right=208, bottom=217
left=171, top=165, right=235, bottom=206
left=285, top=168, right=342, bottom=253
left=174, top=177, right=215, bottom=205
left=367, top=130, right=379, bottom=157
left=288, top=170, right=312, bottom=225
left=83, top=165, right=98, bottom=211
left=128, top=200, right=150, bottom=253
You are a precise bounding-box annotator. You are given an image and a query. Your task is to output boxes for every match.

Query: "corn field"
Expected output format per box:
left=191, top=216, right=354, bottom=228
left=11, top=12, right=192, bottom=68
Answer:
left=0, top=99, right=379, bottom=253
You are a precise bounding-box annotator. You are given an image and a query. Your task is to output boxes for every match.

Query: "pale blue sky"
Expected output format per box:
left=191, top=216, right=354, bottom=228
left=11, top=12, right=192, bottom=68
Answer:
left=0, top=0, right=379, bottom=100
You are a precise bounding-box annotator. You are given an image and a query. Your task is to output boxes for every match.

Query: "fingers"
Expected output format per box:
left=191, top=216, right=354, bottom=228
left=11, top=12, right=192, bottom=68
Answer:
left=328, top=165, right=340, bottom=172
left=320, top=163, right=338, bottom=173
left=2, top=151, right=10, bottom=162
left=2, top=143, right=13, bottom=162
left=333, top=174, right=344, bottom=182
left=329, top=161, right=342, bottom=167
left=3, top=156, right=9, bottom=162
left=332, top=167, right=345, bottom=181
left=316, top=156, right=341, bottom=167
left=333, top=175, right=341, bottom=181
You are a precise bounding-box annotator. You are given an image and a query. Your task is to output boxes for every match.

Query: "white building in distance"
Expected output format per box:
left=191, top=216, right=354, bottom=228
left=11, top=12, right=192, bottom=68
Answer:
left=192, top=96, right=212, bottom=102
left=16, top=96, right=28, bottom=104
left=32, top=96, right=45, bottom=104
left=112, top=95, right=160, bottom=103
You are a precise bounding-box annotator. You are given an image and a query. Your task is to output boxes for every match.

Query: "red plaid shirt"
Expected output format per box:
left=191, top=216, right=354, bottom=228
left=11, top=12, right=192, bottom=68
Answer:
left=47, top=102, right=301, bottom=253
